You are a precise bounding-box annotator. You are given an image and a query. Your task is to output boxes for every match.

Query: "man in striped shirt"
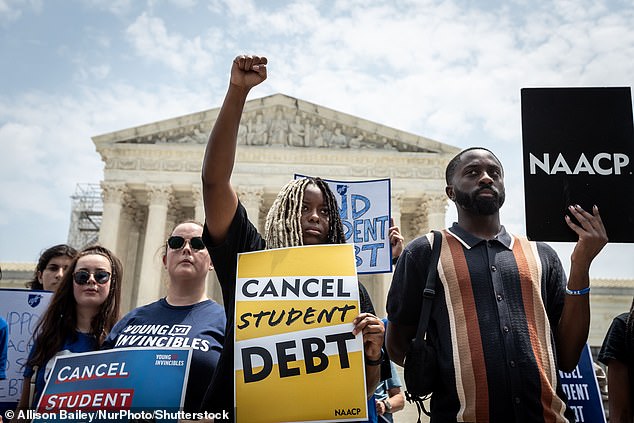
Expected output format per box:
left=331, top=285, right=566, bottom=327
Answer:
left=386, top=147, right=608, bottom=422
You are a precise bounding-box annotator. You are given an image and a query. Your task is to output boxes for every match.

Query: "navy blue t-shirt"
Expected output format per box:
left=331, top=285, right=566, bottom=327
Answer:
left=103, top=298, right=225, bottom=412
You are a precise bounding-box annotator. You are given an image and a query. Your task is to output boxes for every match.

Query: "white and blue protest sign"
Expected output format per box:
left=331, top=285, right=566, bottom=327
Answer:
left=559, top=344, right=606, bottom=423
left=295, top=175, right=392, bottom=274
left=0, top=288, right=53, bottom=414
left=31, top=348, right=191, bottom=422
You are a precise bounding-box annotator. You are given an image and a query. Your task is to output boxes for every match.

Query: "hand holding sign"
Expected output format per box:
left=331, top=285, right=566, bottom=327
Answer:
left=388, top=218, right=404, bottom=261
left=352, top=313, right=384, bottom=362
left=565, top=205, right=608, bottom=268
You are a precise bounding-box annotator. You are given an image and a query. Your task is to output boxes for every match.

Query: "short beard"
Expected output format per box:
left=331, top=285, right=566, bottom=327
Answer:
left=454, top=187, right=505, bottom=216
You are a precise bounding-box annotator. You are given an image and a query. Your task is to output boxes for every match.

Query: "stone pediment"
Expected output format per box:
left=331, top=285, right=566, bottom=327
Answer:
left=93, top=93, right=454, bottom=154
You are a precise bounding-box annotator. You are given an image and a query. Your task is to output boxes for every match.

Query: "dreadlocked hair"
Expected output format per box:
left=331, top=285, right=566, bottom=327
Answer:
left=27, top=245, right=122, bottom=369
left=264, top=177, right=346, bottom=249
left=626, top=298, right=634, bottom=368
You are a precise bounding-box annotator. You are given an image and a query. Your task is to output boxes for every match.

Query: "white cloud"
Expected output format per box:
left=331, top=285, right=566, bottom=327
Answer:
left=165, top=0, right=198, bottom=8
left=83, top=0, right=135, bottom=16
left=74, top=63, right=111, bottom=82
left=0, top=81, right=210, bottom=225
left=0, top=122, right=46, bottom=178
left=90, top=64, right=111, bottom=79
left=0, top=0, right=41, bottom=24
left=1, top=0, right=633, bottom=276
left=0, top=0, right=22, bottom=23
left=125, top=12, right=217, bottom=76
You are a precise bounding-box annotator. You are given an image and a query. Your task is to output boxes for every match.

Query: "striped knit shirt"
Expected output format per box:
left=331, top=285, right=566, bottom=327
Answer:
left=387, top=224, right=575, bottom=422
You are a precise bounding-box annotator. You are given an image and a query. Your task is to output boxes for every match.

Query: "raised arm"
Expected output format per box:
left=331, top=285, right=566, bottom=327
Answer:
left=556, top=204, right=608, bottom=371
left=202, top=55, right=267, bottom=244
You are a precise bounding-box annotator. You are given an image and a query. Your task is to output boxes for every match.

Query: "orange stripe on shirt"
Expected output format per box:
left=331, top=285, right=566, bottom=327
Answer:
left=442, top=231, right=490, bottom=422
left=513, top=237, right=567, bottom=422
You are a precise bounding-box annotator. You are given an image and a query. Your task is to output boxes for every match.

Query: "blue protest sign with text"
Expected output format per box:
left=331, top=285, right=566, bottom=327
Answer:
left=34, top=348, right=191, bottom=422
left=559, top=344, right=606, bottom=423
left=0, top=288, right=53, bottom=414
left=295, top=175, right=392, bottom=274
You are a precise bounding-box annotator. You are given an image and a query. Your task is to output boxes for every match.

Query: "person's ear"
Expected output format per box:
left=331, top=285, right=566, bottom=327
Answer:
left=446, top=185, right=455, bottom=202
left=162, top=254, right=167, bottom=267
left=37, top=271, right=44, bottom=283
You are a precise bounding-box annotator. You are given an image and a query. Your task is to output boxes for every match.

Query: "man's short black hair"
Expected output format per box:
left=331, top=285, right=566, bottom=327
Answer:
left=445, top=147, right=503, bottom=184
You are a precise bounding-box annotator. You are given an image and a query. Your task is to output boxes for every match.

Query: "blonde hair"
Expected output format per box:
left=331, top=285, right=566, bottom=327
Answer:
left=263, top=177, right=346, bottom=249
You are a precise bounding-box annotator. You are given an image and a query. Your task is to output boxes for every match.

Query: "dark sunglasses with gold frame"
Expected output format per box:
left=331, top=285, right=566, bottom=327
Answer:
left=167, top=236, right=206, bottom=251
left=73, top=270, right=111, bottom=285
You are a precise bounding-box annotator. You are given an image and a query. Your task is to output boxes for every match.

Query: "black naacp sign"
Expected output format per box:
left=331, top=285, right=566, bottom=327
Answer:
left=521, top=87, right=634, bottom=242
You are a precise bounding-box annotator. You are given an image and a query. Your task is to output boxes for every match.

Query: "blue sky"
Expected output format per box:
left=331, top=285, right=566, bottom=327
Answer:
left=1, top=0, right=633, bottom=279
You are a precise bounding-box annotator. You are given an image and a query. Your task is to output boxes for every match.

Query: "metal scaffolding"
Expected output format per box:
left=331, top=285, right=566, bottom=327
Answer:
left=67, top=183, right=103, bottom=249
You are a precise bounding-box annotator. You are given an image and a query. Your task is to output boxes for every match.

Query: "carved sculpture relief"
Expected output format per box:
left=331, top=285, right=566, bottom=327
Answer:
left=109, top=102, right=439, bottom=155
left=246, top=114, right=269, bottom=146
left=288, top=114, right=305, bottom=147
left=269, top=109, right=289, bottom=146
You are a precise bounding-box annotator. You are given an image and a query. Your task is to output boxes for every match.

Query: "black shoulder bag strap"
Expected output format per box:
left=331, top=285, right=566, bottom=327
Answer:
left=412, top=230, right=442, bottom=353
left=410, top=229, right=442, bottom=419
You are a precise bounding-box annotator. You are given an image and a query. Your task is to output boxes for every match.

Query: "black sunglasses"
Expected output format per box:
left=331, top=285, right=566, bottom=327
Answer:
left=167, top=236, right=206, bottom=251
left=73, top=270, right=111, bottom=285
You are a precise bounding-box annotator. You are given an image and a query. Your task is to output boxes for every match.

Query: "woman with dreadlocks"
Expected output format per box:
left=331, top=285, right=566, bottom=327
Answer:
left=598, top=300, right=634, bottom=422
left=200, top=55, right=389, bottom=422
left=16, top=245, right=122, bottom=411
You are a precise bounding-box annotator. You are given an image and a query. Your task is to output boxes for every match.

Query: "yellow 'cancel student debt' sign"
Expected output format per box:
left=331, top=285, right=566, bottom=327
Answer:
left=235, top=244, right=367, bottom=423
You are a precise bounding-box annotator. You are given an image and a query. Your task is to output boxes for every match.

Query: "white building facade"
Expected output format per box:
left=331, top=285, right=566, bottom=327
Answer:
left=91, top=93, right=459, bottom=314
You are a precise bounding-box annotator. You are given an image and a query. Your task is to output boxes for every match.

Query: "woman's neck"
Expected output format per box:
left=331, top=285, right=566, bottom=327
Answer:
left=166, top=284, right=207, bottom=306
left=76, top=306, right=98, bottom=333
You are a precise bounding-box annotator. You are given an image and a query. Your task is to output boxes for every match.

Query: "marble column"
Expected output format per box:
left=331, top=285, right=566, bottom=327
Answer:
left=426, top=193, right=448, bottom=231
left=129, top=208, right=147, bottom=312
left=136, top=184, right=172, bottom=307
left=237, top=186, right=264, bottom=232
left=165, top=201, right=180, bottom=240
left=119, top=194, right=141, bottom=313
left=99, top=182, right=126, bottom=252
left=391, top=191, right=403, bottom=231
left=411, top=203, right=429, bottom=239
left=192, top=184, right=204, bottom=224
left=161, top=201, right=181, bottom=299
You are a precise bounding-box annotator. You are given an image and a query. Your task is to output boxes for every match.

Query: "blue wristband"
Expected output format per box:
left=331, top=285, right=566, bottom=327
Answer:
left=565, top=286, right=590, bottom=296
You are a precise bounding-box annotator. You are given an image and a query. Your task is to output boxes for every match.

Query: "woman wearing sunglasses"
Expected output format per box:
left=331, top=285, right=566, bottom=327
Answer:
left=16, top=245, right=122, bottom=410
left=102, top=220, right=226, bottom=413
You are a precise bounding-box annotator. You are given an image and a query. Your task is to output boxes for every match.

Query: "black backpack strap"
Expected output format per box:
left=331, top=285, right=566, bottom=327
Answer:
left=408, top=230, right=442, bottom=420
left=412, top=230, right=442, bottom=350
